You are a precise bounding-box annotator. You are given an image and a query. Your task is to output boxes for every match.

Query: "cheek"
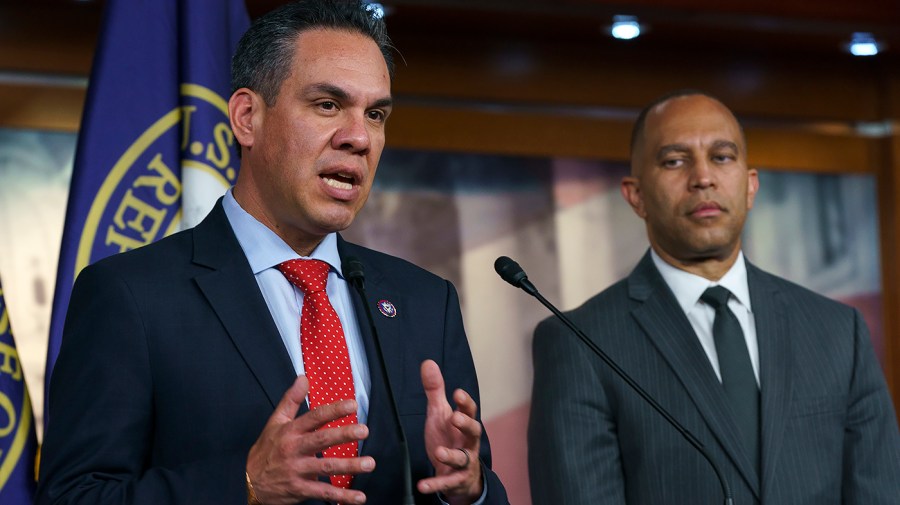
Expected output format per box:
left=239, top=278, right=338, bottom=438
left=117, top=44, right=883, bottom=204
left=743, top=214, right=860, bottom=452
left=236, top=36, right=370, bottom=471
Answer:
left=281, top=114, right=328, bottom=155
left=368, top=135, right=386, bottom=162
left=643, top=187, right=675, bottom=215
left=358, top=179, right=376, bottom=204
left=726, top=181, right=750, bottom=209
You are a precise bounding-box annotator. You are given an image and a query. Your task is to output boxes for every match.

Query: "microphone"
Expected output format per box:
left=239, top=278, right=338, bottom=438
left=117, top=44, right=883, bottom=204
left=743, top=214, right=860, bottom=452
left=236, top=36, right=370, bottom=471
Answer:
left=494, top=256, right=735, bottom=505
left=343, top=257, right=415, bottom=505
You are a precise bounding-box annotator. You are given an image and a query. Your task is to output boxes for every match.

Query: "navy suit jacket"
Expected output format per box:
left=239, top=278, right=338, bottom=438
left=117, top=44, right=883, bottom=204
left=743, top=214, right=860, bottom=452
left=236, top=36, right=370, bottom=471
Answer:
left=528, top=251, right=900, bottom=504
left=37, top=201, right=508, bottom=505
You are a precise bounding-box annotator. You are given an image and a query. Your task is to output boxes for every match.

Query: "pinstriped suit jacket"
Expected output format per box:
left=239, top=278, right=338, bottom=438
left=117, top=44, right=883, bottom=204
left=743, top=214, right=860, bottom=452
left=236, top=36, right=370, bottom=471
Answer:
left=528, top=251, right=900, bottom=504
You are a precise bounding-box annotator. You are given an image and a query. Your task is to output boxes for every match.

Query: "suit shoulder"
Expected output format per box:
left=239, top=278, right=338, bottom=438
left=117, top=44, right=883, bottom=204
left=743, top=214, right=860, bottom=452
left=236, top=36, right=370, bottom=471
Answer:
left=753, top=266, right=857, bottom=316
left=573, top=277, right=631, bottom=315
left=79, top=227, right=195, bottom=280
left=535, top=277, right=631, bottom=332
left=341, top=241, right=452, bottom=291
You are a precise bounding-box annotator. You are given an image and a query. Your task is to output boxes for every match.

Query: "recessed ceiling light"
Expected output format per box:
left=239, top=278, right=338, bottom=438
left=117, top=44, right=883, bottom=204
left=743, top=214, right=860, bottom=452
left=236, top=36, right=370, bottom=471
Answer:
left=846, top=32, right=881, bottom=56
left=610, top=15, right=641, bottom=41
left=364, top=1, right=388, bottom=19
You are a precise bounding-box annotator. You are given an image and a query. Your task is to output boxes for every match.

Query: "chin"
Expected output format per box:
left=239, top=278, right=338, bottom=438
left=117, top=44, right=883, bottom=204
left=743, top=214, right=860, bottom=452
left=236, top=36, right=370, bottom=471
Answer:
left=690, top=243, right=739, bottom=261
left=318, top=216, right=356, bottom=234
left=313, top=205, right=361, bottom=230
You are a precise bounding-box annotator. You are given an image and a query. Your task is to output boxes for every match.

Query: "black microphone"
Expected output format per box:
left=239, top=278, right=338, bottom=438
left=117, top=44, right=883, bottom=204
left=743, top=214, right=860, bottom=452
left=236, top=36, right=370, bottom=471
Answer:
left=343, top=257, right=415, bottom=505
left=494, top=256, right=735, bottom=505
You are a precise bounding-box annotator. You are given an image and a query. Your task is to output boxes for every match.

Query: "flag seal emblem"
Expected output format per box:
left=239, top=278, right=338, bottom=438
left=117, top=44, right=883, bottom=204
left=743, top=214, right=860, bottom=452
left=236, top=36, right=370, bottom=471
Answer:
left=0, top=288, right=36, bottom=495
left=75, top=84, right=238, bottom=275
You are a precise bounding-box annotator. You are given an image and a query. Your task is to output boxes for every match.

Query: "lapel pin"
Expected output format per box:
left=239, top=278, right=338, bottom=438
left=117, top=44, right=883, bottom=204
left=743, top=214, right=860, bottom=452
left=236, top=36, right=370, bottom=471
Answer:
left=377, top=299, right=397, bottom=318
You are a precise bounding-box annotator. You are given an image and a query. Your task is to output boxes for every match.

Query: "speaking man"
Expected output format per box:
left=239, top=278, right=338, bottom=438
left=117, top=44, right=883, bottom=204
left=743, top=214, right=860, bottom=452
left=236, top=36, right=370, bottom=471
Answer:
left=37, top=2, right=508, bottom=504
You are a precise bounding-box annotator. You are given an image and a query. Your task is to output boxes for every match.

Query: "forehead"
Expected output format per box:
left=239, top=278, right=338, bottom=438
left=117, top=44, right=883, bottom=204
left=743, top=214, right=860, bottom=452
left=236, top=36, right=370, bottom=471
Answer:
left=287, top=28, right=390, bottom=92
left=643, top=95, right=743, bottom=151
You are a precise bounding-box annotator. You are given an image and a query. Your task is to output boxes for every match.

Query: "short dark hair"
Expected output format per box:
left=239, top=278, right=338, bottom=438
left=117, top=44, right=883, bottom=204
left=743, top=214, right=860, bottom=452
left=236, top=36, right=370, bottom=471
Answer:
left=629, top=89, right=732, bottom=156
left=231, top=0, right=395, bottom=105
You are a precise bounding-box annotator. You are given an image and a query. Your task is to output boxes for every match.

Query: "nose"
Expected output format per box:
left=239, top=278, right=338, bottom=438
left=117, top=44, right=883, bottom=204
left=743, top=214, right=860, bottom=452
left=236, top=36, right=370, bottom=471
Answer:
left=332, top=114, right=371, bottom=155
left=690, top=158, right=715, bottom=190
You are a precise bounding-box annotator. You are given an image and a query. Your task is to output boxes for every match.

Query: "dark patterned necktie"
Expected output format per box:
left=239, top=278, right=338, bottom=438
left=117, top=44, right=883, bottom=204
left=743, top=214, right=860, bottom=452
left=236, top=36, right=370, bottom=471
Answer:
left=701, top=285, right=760, bottom=472
left=278, top=259, right=357, bottom=489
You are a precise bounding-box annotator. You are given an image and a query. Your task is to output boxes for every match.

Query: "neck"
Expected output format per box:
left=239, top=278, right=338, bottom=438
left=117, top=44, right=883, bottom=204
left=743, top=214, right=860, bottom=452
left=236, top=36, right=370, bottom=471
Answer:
left=653, top=245, right=741, bottom=281
left=232, top=184, right=324, bottom=257
left=282, top=232, right=324, bottom=258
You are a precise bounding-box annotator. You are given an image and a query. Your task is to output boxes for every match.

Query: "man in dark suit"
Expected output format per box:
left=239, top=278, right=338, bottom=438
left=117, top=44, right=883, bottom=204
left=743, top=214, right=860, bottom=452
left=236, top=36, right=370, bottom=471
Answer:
left=528, top=90, right=900, bottom=504
left=37, top=2, right=507, bottom=504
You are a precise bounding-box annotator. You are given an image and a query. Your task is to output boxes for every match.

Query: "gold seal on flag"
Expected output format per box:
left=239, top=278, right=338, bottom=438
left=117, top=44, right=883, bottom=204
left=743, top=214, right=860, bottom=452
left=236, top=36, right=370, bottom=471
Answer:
left=75, top=84, right=239, bottom=276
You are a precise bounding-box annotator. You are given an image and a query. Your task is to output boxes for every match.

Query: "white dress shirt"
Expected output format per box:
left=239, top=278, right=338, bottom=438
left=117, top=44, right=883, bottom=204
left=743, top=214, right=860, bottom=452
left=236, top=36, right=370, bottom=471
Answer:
left=651, top=250, right=760, bottom=385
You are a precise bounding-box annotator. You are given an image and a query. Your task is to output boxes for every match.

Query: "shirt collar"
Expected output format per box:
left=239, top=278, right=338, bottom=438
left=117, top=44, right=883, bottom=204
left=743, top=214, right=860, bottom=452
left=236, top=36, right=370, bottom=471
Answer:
left=222, top=189, right=343, bottom=276
left=650, top=249, right=752, bottom=313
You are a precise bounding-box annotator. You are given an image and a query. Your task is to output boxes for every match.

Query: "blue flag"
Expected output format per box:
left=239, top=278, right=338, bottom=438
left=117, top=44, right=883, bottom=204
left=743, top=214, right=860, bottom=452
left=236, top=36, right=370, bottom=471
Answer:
left=0, top=280, right=38, bottom=504
left=45, top=0, right=250, bottom=423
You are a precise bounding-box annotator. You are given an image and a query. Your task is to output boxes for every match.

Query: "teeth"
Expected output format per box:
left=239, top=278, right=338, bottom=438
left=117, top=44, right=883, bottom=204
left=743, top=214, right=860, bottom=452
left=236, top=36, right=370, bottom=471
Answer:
left=324, top=177, right=353, bottom=190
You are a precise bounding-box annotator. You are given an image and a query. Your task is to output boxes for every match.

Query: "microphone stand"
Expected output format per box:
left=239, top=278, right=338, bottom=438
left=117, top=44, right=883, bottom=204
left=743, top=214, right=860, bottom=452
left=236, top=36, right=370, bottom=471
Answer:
left=344, top=257, right=416, bottom=505
left=495, top=256, right=734, bottom=505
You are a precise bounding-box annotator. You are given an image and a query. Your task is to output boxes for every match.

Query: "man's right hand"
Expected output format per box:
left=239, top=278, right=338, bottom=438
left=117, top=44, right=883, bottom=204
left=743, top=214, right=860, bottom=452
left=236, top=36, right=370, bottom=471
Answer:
left=246, top=375, right=375, bottom=505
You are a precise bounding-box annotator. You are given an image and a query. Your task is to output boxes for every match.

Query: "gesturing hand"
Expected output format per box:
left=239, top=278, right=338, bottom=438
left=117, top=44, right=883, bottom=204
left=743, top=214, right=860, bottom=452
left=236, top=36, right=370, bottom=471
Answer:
left=246, top=375, right=375, bottom=505
left=417, top=360, right=484, bottom=504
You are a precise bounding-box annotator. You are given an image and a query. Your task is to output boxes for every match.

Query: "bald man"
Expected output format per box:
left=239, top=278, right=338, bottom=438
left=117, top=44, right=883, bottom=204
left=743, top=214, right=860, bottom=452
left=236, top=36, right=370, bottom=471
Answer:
left=528, top=90, right=900, bottom=504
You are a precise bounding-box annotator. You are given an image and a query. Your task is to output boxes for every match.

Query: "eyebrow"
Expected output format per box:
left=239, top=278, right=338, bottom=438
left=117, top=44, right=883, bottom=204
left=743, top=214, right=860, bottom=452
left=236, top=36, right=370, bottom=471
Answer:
left=711, top=140, right=739, bottom=153
left=308, top=82, right=349, bottom=100
left=372, top=96, right=394, bottom=110
left=656, top=144, right=690, bottom=159
left=307, top=83, right=393, bottom=109
left=656, top=140, right=740, bottom=159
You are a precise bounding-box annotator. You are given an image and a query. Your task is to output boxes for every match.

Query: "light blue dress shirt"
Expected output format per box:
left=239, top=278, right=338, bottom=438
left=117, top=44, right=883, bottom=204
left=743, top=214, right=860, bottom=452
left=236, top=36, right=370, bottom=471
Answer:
left=222, top=189, right=371, bottom=424
left=222, top=191, right=487, bottom=503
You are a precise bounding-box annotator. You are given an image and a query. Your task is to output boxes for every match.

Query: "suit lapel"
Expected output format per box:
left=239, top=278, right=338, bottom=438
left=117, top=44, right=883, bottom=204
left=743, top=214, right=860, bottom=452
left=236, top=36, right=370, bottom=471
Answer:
left=338, top=238, right=408, bottom=491
left=747, top=263, right=792, bottom=502
left=628, top=252, right=761, bottom=497
left=191, top=201, right=297, bottom=409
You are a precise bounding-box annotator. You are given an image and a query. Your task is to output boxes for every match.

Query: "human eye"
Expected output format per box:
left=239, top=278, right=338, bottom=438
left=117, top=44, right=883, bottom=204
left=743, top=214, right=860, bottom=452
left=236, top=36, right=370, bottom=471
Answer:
left=316, top=100, right=339, bottom=113
left=661, top=157, right=685, bottom=169
left=366, top=109, right=387, bottom=123
left=711, top=152, right=737, bottom=164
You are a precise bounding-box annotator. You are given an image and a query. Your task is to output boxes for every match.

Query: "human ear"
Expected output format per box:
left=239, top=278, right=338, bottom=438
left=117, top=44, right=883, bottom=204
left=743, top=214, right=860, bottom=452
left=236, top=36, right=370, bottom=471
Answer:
left=746, top=168, right=759, bottom=209
left=621, top=176, right=647, bottom=218
left=228, top=88, right=260, bottom=149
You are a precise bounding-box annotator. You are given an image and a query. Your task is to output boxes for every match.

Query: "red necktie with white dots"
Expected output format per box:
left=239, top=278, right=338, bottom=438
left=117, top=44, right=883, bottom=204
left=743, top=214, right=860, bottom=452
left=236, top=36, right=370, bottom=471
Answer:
left=277, top=259, right=358, bottom=489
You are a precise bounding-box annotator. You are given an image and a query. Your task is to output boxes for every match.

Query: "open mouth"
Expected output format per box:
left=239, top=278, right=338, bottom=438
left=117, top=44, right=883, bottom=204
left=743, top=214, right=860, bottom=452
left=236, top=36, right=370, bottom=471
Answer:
left=322, top=173, right=355, bottom=191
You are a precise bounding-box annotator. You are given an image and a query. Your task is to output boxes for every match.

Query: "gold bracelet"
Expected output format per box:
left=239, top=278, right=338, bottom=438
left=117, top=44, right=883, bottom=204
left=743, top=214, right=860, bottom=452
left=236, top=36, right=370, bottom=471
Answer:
left=246, top=471, right=263, bottom=505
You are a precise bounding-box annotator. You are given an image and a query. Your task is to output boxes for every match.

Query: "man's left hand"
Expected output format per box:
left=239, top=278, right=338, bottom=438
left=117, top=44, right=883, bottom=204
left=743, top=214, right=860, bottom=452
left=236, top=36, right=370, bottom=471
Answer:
left=417, top=359, right=484, bottom=504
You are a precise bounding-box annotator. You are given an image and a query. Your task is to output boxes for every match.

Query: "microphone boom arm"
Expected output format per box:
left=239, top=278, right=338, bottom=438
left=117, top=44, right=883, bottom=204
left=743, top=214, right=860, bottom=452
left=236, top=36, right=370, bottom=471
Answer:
left=494, top=256, right=734, bottom=505
left=344, top=257, right=415, bottom=505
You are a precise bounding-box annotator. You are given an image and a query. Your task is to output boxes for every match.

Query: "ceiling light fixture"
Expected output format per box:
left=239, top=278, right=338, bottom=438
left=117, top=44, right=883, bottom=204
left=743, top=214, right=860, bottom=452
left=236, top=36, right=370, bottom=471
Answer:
left=847, top=32, right=880, bottom=56
left=610, top=15, right=641, bottom=40
left=364, top=1, right=387, bottom=19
